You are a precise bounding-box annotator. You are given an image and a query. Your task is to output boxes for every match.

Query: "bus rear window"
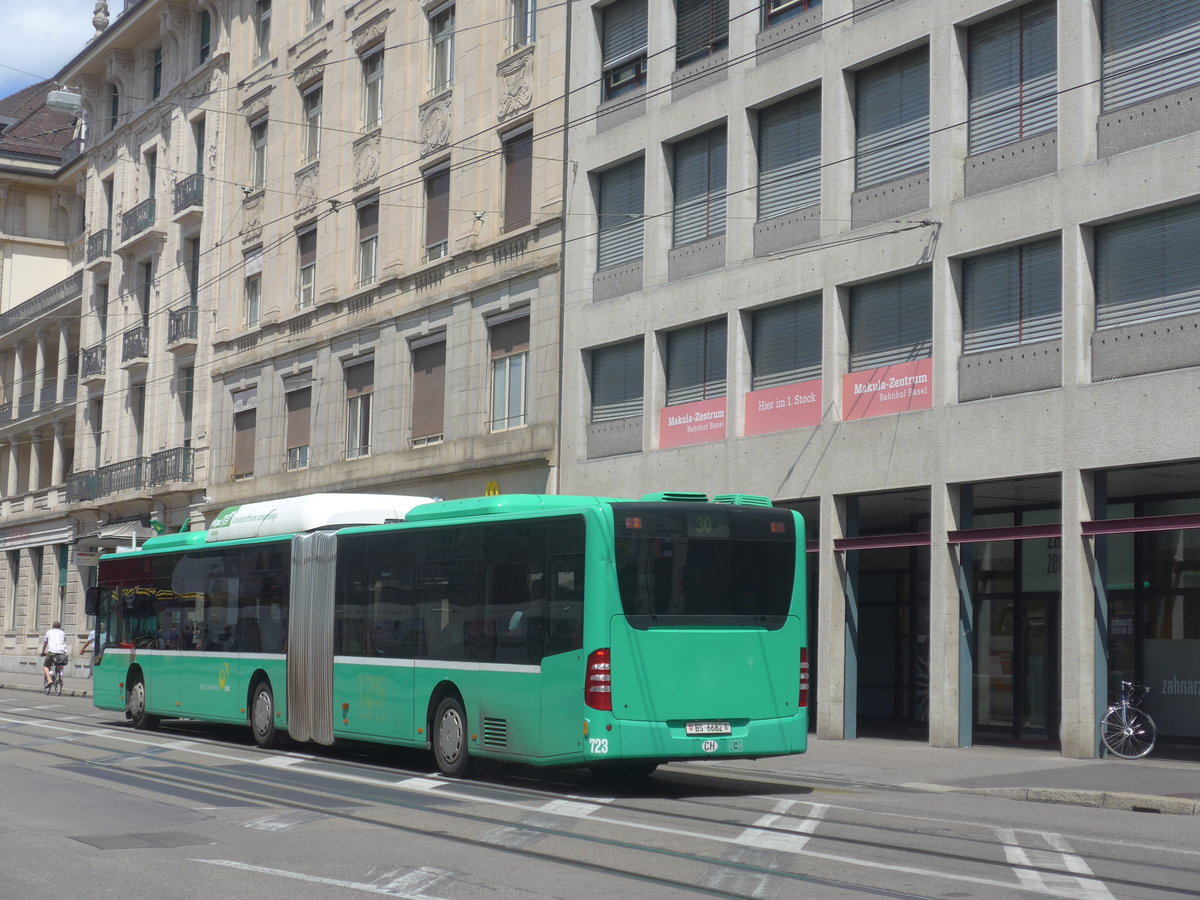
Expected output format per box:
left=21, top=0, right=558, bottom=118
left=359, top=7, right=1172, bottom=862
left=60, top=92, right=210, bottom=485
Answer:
left=612, top=503, right=797, bottom=629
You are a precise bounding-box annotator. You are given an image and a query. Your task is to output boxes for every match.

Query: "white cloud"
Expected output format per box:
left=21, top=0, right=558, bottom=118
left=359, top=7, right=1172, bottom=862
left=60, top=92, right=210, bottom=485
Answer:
left=0, top=3, right=100, bottom=98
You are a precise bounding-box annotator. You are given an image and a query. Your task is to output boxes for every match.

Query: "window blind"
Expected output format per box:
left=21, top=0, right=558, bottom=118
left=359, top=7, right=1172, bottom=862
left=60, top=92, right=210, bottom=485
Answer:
left=591, top=339, right=644, bottom=421
left=1096, top=201, right=1200, bottom=328
left=286, top=386, right=312, bottom=450
left=751, top=296, right=822, bottom=390
left=850, top=269, right=932, bottom=370
left=232, top=409, right=256, bottom=478
left=676, top=0, right=729, bottom=65
left=597, top=158, right=645, bottom=270
left=673, top=127, right=727, bottom=246
left=411, top=340, right=446, bottom=440
left=345, top=359, right=374, bottom=398
left=503, top=129, right=533, bottom=232
left=667, top=319, right=727, bottom=405
left=490, top=316, right=530, bottom=358
left=963, top=238, right=1061, bottom=352
left=968, top=0, right=1056, bottom=155
left=1101, top=0, right=1200, bottom=112
left=603, top=0, right=647, bottom=69
left=758, top=90, right=821, bottom=220
left=425, top=168, right=450, bottom=251
left=856, top=48, right=930, bottom=189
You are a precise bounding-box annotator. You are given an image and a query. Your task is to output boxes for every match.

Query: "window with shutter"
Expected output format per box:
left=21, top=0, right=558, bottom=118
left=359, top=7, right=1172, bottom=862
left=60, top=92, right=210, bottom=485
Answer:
left=667, top=319, right=727, bottom=405
left=285, top=381, right=312, bottom=470
left=411, top=340, right=446, bottom=446
left=849, top=269, right=932, bottom=371
left=232, top=387, right=257, bottom=480
left=425, top=167, right=450, bottom=259
left=597, top=158, right=645, bottom=270
left=1096, top=201, right=1200, bottom=328
left=297, top=227, right=317, bottom=308
left=602, top=0, right=648, bottom=100
left=1101, top=0, right=1200, bottom=112
left=357, top=200, right=379, bottom=285
left=503, top=128, right=533, bottom=232
left=757, top=91, right=820, bottom=221
left=968, top=1, right=1056, bottom=155
left=591, top=340, right=644, bottom=421
left=677, top=0, right=729, bottom=66
left=345, top=360, right=374, bottom=459
left=751, top=296, right=822, bottom=390
left=673, top=127, right=727, bottom=246
left=490, top=317, right=530, bottom=431
left=855, top=48, right=930, bottom=189
left=962, top=238, right=1061, bottom=353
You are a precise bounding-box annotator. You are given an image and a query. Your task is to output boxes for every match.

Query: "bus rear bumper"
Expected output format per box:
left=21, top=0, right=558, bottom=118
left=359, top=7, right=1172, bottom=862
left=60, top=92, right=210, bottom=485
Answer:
left=583, top=711, right=808, bottom=763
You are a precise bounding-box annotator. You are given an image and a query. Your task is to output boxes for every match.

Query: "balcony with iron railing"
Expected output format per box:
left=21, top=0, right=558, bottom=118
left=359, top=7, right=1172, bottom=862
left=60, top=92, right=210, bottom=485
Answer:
left=121, top=324, right=149, bottom=368
left=98, top=457, right=147, bottom=495
left=66, top=469, right=98, bottom=503
left=173, top=173, right=204, bottom=223
left=120, top=197, right=158, bottom=247
left=81, top=342, right=107, bottom=382
left=0, top=271, right=83, bottom=338
left=167, top=305, right=198, bottom=350
left=86, top=229, right=111, bottom=268
left=149, top=447, right=194, bottom=485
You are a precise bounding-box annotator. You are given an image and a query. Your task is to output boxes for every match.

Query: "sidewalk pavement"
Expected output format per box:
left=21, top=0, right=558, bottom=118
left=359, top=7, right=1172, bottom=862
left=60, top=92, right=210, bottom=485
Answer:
left=2, top=670, right=1196, bottom=815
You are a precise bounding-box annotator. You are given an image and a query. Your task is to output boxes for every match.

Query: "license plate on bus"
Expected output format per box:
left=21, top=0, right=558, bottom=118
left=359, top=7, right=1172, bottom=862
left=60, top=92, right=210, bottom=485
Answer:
left=685, top=721, right=731, bottom=736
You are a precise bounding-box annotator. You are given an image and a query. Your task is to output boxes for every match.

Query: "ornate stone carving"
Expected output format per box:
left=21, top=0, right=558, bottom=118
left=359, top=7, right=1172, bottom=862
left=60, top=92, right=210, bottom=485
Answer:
left=351, top=10, right=390, bottom=52
left=241, top=193, right=263, bottom=244
left=93, top=2, right=110, bottom=37
left=353, top=132, right=381, bottom=186
left=295, top=166, right=319, bottom=217
left=419, top=96, right=452, bottom=157
left=292, top=54, right=326, bottom=89
left=497, top=49, right=534, bottom=123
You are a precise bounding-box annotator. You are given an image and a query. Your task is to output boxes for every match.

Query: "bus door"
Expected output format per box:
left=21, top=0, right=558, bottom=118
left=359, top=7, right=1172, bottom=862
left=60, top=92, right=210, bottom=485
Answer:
left=538, top=520, right=588, bottom=759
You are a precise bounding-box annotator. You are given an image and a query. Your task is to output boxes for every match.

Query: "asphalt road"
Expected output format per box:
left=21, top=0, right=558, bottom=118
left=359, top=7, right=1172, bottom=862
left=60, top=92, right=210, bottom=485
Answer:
left=2, top=692, right=1198, bottom=899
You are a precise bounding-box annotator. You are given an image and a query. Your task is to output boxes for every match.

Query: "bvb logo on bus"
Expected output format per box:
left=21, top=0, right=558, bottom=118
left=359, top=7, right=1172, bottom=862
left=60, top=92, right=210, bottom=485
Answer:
left=485, top=480, right=501, bottom=496
left=218, top=662, right=230, bottom=691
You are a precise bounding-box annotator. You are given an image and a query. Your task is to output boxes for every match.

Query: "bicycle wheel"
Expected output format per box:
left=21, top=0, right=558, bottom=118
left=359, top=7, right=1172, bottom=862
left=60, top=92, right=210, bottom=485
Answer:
left=54, top=673, right=63, bottom=696
left=1101, top=704, right=1156, bottom=759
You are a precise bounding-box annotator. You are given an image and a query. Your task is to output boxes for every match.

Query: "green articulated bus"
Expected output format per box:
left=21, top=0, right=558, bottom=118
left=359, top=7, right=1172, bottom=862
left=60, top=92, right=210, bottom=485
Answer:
left=87, top=491, right=808, bottom=778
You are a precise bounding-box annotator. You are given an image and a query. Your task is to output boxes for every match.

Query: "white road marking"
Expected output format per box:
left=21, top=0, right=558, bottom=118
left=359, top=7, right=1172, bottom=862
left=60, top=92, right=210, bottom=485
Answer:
left=242, top=810, right=327, bottom=832
left=193, top=859, right=452, bottom=898
left=734, top=799, right=827, bottom=853
left=538, top=798, right=604, bottom=817
left=996, top=829, right=1116, bottom=900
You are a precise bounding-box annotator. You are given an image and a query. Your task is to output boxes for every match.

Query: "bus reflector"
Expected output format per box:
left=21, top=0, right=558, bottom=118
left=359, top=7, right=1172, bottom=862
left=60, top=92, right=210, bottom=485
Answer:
left=585, top=648, right=612, bottom=711
left=799, top=647, right=809, bottom=708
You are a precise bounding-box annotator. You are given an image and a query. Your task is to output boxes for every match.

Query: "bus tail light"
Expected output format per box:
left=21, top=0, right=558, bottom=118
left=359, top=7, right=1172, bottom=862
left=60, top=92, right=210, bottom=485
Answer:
left=799, top=647, right=810, bottom=708
left=585, top=648, right=612, bottom=711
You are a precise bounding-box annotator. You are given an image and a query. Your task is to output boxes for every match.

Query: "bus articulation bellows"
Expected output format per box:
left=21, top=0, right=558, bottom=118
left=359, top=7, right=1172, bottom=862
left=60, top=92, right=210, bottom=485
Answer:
left=87, top=491, right=809, bottom=778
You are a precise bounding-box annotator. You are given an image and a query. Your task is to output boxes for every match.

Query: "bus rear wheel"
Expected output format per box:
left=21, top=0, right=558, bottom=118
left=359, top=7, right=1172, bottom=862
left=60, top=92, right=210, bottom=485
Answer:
left=127, top=678, right=159, bottom=730
left=432, top=696, right=472, bottom=778
left=250, top=681, right=277, bottom=748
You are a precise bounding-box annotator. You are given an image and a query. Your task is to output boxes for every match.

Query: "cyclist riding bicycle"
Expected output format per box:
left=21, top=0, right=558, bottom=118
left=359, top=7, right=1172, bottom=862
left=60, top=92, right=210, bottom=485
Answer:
left=41, top=621, right=69, bottom=689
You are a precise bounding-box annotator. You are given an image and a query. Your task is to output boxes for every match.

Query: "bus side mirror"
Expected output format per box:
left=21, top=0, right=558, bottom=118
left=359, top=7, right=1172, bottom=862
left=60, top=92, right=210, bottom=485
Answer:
left=85, top=586, right=102, bottom=617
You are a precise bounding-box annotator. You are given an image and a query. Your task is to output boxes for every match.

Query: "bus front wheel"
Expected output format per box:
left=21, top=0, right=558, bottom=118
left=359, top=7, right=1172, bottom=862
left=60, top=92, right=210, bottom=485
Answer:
left=250, top=681, right=277, bottom=748
left=127, top=678, right=159, bottom=730
left=432, top=696, right=472, bottom=778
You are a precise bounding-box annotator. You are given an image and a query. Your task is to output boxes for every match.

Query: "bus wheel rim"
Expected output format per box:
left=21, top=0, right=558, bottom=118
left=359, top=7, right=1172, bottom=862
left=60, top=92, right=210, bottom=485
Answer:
left=439, top=709, right=463, bottom=763
left=253, top=689, right=272, bottom=736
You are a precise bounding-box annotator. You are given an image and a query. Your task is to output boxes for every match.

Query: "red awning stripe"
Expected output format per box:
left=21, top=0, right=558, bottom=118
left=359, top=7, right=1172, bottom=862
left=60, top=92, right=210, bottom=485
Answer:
left=947, top=523, right=1062, bottom=544
left=1082, top=513, right=1200, bottom=536
left=833, top=532, right=931, bottom=551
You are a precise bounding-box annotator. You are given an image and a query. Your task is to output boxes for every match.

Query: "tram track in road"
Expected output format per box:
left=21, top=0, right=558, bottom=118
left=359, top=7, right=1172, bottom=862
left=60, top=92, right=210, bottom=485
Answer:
left=2, top=704, right=1199, bottom=899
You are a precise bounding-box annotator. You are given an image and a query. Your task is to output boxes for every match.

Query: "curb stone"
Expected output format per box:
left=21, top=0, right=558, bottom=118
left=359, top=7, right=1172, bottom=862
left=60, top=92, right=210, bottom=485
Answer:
left=953, top=785, right=1199, bottom=816
left=0, top=682, right=91, bottom=699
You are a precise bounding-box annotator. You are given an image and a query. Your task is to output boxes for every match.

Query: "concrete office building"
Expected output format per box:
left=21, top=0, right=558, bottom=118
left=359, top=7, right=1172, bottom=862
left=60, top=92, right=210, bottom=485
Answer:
left=561, top=0, right=1200, bottom=756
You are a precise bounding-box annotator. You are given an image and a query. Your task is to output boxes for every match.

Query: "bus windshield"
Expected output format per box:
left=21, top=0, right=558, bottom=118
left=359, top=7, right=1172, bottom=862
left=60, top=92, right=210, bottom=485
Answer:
left=612, top=503, right=797, bottom=628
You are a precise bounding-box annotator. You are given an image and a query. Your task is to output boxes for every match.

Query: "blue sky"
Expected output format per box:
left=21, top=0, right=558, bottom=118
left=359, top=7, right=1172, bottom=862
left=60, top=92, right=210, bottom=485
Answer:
left=0, top=2, right=101, bottom=99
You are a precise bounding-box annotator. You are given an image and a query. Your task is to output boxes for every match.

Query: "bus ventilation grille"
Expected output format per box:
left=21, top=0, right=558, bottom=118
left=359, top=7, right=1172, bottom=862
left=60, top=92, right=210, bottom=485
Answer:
left=482, top=717, right=509, bottom=748
left=713, top=494, right=773, bottom=508
left=642, top=491, right=708, bottom=503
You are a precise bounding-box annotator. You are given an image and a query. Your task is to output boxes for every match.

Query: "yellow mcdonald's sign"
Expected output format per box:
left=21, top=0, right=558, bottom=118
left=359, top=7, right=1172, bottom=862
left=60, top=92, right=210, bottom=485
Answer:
left=484, top=480, right=500, bottom=496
